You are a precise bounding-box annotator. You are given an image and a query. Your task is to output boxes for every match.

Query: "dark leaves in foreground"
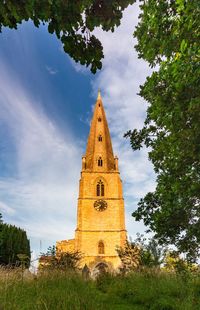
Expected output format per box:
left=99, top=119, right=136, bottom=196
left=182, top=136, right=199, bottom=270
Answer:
left=0, top=0, right=135, bottom=73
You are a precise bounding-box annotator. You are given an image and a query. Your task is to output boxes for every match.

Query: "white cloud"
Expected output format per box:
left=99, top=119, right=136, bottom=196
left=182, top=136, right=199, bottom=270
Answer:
left=46, top=65, right=58, bottom=75
left=69, top=58, right=89, bottom=74
left=0, top=62, right=81, bottom=258
left=91, top=3, right=156, bottom=237
left=0, top=201, right=15, bottom=216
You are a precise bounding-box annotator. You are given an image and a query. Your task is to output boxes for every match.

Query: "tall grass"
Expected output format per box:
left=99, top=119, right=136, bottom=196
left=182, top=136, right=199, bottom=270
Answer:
left=0, top=267, right=200, bottom=310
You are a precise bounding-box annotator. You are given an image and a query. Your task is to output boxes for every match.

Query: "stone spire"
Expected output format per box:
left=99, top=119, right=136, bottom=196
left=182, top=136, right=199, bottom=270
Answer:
left=83, top=91, right=116, bottom=171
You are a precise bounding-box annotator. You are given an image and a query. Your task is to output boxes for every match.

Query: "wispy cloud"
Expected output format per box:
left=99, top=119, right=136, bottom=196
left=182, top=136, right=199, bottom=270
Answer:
left=46, top=65, right=58, bottom=75
left=69, top=59, right=89, bottom=74
left=91, top=3, right=156, bottom=237
left=0, top=61, right=81, bottom=255
left=0, top=201, right=15, bottom=216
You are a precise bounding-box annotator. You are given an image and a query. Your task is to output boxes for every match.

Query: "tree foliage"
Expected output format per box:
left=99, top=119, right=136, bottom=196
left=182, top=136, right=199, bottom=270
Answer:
left=0, top=0, right=135, bottom=73
left=0, top=216, right=30, bottom=267
left=116, top=239, right=140, bottom=273
left=39, top=246, right=82, bottom=271
left=163, top=251, right=198, bottom=274
left=135, top=234, right=166, bottom=268
left=125, top=0, right=200, bottom=261
left=117, top=236, right=166, bottom=272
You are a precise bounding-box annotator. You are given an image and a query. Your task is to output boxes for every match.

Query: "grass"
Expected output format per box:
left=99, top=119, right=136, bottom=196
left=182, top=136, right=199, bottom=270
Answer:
left=0, top=267, right=200, bottom=310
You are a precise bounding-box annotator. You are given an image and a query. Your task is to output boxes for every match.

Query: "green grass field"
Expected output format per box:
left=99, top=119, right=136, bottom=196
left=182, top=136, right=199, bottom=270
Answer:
left=0, top=269, right=200, bottom=310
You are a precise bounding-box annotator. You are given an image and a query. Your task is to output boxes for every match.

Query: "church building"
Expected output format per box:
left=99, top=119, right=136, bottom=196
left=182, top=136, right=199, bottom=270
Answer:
left=56, top=91, right=127, bottom=272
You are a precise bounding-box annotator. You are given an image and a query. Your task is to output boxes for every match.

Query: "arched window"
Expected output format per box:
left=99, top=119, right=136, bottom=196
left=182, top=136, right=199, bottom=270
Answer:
left=98, top=117, right=102, bottom=122
left=98, top=157, right=103, bottom=167
left=98, top=135, right=102, bottom=142
left=98, top=241, right=104, bottom=254
left=97, top=180, right=104, bottom=196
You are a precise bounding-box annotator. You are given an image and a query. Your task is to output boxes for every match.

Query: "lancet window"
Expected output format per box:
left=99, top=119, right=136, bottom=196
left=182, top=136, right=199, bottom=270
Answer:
left=98, top=157, right=103, bottom=167
left=98, top=117, right=102, bottom=122
left=98, top=241, right=105, bottom=254
left=96, top=180, right=104, bottom=196
left=98, top=135, right=103, bottom=142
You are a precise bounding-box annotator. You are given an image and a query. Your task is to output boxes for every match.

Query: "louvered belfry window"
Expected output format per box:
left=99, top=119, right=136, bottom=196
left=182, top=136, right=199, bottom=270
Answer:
left=97, top=180, right=104, bottom=196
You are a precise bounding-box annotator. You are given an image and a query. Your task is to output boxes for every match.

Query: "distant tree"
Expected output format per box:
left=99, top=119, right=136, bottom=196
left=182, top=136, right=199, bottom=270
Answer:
left=39, top=245, right=82, bottom=271
left=56, top=252, right=82, bottom=271
left=163, top=251, right=198, bottom=274
left=0, top=221, right=30, bottom=267
left=135, top=234, right=166, bottom=268
left=46, top=245, right=56, bottom=257
left=0, top=0, right=135, bottom=73
left=117, top=235, right=168, bottom=273
left=116, top=239, right=140, bottom=273
left=125, top=1, right=200, bottom=261
left=0, top=213, right=3, bottom=259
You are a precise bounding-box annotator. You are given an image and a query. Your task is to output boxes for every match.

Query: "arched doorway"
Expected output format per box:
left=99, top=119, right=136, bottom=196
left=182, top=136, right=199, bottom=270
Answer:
left=92, top=262, right=108, bottom=278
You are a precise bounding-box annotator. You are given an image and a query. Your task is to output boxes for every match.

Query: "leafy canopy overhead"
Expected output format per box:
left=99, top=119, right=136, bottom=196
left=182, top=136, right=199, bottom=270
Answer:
left=0, top=0, right=135, bottom=73
left=125, top=0, right=200, bottom=261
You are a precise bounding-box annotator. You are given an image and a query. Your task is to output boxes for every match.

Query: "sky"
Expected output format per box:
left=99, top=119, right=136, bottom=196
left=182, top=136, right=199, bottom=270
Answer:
left=0, top=3, right=156, bottom=267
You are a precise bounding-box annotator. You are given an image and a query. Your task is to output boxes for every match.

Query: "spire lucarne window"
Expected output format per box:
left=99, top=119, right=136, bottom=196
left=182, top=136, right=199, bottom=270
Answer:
left=98, top=157, right=103, bottom=167
left=97, top=180, right=104, bottom=196
left=98, top=135, right=103, bottom=142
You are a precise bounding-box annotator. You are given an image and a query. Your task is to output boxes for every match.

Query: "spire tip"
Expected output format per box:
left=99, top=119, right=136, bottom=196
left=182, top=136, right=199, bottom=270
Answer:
left=97, top=89, right=101, bottom=100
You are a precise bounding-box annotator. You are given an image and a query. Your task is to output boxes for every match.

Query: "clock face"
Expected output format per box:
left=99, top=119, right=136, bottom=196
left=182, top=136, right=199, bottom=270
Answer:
left=94, top=200, right=107, bottom=212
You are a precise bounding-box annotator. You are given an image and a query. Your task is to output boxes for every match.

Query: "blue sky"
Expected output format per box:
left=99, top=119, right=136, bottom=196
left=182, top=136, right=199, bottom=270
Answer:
left=0, top=4, right=156, bottom=267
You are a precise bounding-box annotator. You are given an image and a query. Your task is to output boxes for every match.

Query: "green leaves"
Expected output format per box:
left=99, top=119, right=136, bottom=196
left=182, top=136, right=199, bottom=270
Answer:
left=134, top=0, right=200, bottom=66
left=40, top=246, right=82, bottom=271
left=116, top=240, right=140, bottom=273
left=0, top=222, right=30, bottom=267
left=129, top=0, right=200, bottom=261
left=180, top=39, right=187, bottom=54
left=176, top=0, right=185, bottom=13
left=0, top=0, right=135, bottom=73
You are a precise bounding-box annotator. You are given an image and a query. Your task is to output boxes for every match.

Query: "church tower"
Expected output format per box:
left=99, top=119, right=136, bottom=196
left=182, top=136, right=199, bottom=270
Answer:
left=57, top=92, right=127, bottom=271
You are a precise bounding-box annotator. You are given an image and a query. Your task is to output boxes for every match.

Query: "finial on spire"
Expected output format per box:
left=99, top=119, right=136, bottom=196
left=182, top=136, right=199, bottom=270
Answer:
left=97, top=89, right=101, bottom=100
